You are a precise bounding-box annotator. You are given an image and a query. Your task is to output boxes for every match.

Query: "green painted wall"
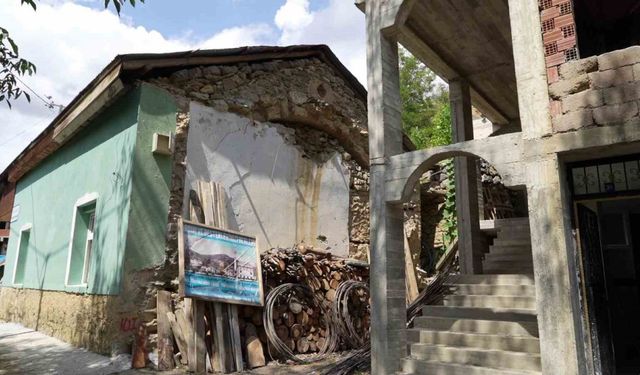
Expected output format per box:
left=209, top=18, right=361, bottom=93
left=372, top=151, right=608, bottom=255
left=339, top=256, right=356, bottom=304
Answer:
left=124, top=83, right=176, bottom=270
left=2, top=84, right=177, bottom=295
left=3, top=90, right=140, bottom=295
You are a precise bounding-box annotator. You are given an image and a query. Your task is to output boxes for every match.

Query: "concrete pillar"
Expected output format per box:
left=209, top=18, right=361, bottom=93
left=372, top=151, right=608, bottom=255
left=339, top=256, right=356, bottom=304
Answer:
left=449, top=79, right=483, bottom=274
left=366, top=1, right=407, bottom=374
left=526, top=155, right=584, bottom=375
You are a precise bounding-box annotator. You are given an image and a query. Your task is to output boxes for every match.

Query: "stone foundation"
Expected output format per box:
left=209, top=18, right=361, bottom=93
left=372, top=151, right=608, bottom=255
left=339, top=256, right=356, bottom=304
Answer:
left=0, top=287, right=130, bottom=355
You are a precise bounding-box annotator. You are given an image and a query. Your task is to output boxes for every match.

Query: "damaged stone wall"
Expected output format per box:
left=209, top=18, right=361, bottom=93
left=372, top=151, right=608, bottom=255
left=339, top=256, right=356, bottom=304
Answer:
left=147, top=56, right=371, bottom=270
left=548, top=46, right=640, bottom=133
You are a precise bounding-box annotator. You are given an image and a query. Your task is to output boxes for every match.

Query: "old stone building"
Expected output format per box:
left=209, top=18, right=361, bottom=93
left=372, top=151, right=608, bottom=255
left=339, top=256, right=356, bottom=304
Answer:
left=361, top=0, right=640, bottom=374
left=0, top=45, right=380, bottom=355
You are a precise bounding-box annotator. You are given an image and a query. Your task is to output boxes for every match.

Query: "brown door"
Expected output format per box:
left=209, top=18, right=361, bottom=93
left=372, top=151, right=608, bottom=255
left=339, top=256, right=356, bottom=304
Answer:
left=577, top=203, right=615, bottom=374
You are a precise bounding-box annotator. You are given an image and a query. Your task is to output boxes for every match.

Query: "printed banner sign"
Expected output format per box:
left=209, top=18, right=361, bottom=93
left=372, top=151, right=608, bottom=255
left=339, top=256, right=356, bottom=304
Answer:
left=178, top=220, right=263, bottom=306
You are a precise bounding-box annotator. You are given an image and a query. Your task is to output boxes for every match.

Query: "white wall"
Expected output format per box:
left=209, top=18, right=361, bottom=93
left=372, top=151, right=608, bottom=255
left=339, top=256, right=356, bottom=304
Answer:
left=185, top=103, right=350, bottom=256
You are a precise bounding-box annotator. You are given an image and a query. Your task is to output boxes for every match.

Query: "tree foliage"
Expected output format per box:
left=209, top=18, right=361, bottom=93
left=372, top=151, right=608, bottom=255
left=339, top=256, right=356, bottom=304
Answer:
left=0, top=0, right=143, bottom=108
left=399, top=48, right=450, bottom=149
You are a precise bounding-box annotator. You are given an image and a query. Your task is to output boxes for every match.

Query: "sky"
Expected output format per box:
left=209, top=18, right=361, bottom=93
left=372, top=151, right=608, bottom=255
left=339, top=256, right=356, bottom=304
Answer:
left=0, top=0, right=366, bottom=171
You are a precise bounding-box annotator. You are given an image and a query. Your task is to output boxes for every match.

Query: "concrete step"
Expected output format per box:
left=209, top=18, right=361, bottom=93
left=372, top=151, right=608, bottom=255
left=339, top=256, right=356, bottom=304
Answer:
left=410, top=344, right=541, bottom=372
left=493, top=239, right=532, bottom=247
left=497, top=233, right=531, bottom=241
left=402, top=358, right=541, bottom=375
left=447, top=274, right=535, bottom=286
left=487, top=245, right=532, bottom=255
left=484, top=253, right=533, bottom=262
left=413, top=316, right=539, bottom=337
left=483, top=265, right=534, bottom=275
left=444, top=295, right=536, bottom=309
left=445, top=284, right=536, bottom=297
left=421, top=306, right=537, bottom=322
left=482, top=260, right=534, bottom=270
left=407, top=329, right=541, bottom=353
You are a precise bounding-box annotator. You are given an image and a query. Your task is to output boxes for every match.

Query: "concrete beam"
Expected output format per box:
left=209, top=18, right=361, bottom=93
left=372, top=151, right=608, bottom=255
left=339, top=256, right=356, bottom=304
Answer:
left=384, top=132, right=524, bottom=203
left=397, top=26, right=510, bottom=126
left=365, top=1, right=407, bottom=374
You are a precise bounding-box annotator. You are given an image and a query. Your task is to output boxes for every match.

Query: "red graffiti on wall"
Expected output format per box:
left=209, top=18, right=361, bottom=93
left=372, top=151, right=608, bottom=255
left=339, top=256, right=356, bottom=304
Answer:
left=120, top=317, right=139, bottom=332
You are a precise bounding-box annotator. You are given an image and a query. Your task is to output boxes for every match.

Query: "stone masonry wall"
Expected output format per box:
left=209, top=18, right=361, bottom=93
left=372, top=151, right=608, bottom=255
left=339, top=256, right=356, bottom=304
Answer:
left=146, top=57, right=371, bottom=265
left=548, top=46, right=640, bottom=133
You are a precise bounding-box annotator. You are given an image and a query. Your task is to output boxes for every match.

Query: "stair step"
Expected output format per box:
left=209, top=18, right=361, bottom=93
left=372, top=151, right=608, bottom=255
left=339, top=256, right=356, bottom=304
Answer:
left=484, top=253, right=532, bottom=262
left=483, top=266, right=534, bottom=275
left=445, top=284, right=536, bottom=297
left=410, top=345, right=541, bottom=372
left=497, top=230, right=531, bottom=240
left=407, top=329, right=541, bottom=353
left=413, top=316, right=539, bottom=337
left=447, top=274, right=535, bottom=286
left=402, top=358, right=541, bottom=375
left=493, top=239, right=532, bottom=247
left=482, top=260, right=534, bottom=271
left=444, top=295, right=536, bottom=309
left=422, top=306, right=537, bottom=322
left=487, top=245, right=532, bottom=255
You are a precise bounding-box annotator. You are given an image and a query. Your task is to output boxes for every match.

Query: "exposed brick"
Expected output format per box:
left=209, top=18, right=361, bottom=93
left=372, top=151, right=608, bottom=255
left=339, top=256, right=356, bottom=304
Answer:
left=562, top=89, right=603, bottom=112
left=589, top=66, right=634, bottom=88
left=598, top=45, right=640, bottom=70
left=550, top=100, right=563, bottom=116
left=541, top=7, right=560, bottom=21
left=555, top=14, right=574, bottom=28
left=552, top=109, right=593, bottom=132
left=548, top=74, right=590, bottom=99
left=547, top=66, right=559, bottom=83
left=556, top=36, right=576, bottom=51
left=558, top=56, right=598, bottom=79
left=546, top=52, right=566, bottom=67
left=602, top=81, right=640, bottom=105
left=592, top=102, right=639, bottom=125
left=543, top=29, right=563, bottom=43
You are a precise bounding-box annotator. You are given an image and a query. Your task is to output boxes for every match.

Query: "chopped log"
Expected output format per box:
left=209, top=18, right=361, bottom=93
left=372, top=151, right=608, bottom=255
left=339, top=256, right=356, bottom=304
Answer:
left=326, top=289, right=336, bottom=301
left=296, top=337, right=310, bottom=353
left=246, top=336, right=265, bottom=369
left=285, top=338, right=296, bottom=352
left=245, top=322, right=257, bottom=338
left=316, top=337, right=326, bottom=351
left=329, top=279, right=340, bottom=289
left=290, top=324, right=303, bottom=339
left=283, top=312, right=295, bottom=327
left=289, top=301, right=303, bottom=314
left=295, top=311, right=309, bottom=326
left=275, top=325, right=289, bottom=341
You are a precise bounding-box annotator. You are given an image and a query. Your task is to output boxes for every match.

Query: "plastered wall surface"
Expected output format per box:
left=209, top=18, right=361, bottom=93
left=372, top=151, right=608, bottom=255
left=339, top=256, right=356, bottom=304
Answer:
left=186, top=104, right=351, bottom=256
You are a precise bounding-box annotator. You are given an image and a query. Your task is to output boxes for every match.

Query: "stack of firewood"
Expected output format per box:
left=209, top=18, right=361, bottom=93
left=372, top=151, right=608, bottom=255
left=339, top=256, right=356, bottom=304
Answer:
left=238, top=244, right=369, bottom=364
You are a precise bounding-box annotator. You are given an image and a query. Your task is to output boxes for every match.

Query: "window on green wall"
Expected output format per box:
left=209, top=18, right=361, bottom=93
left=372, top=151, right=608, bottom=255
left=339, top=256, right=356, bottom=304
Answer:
left=13, top=224, right=32, bottom=285
left=66, top=194, right=98, bottom=286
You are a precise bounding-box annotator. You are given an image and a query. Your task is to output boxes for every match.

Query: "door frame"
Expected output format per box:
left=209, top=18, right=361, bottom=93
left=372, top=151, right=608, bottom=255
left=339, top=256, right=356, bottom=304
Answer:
left=573, top=194, right=640, bottom=374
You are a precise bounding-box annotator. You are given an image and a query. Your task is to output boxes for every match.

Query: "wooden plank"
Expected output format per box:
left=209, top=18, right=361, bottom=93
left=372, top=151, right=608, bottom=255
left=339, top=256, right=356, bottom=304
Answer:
left=157, top=291, right=175, bottom=370
left=404, top=232, right=419, bottom=304
left=175, top=307, right=194, bottom=368
left=192, top=300, right=207, bottom=374
left=214, top=302, right=232, bottom=373
left=436, top=238, right=459, bottom=273
left=167, top=312, right=188, bottom=365
left=229, top=305, right=244, bottom=371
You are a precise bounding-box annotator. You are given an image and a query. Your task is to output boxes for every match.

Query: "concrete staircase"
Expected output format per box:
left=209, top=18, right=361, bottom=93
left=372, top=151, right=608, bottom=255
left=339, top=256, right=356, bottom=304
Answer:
left=400, top=218, right=541, bottom=375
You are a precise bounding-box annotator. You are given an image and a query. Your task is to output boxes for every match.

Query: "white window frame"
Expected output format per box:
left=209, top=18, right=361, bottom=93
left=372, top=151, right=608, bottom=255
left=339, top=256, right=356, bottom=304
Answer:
left=65, top=192, right=99, bottom=287
left=12, top=223, right=32, bottom=286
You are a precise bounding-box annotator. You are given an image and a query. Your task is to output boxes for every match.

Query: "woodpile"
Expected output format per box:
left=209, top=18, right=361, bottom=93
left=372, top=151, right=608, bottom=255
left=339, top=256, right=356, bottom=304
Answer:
left=238, top=244, right=369, bottom=363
